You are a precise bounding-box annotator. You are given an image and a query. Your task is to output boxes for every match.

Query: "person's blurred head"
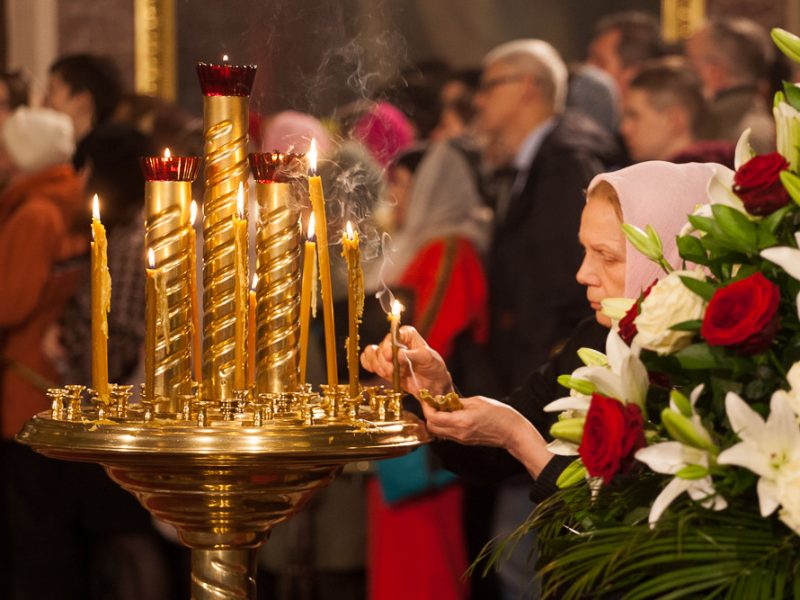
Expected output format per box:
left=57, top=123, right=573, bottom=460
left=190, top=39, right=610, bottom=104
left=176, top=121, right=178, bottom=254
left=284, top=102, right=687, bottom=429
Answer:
left=475, top=39, right=567, bottom=158
left=387, top=146, right=426, bottom=229
left=577, top=161, right=716, bottom=326
left=45, top=54, right=122, bottom=140
left=685, top=18, right=773, bottom=99
left=431, top=68, right=480, bottom=141
left=1, top=107, right=74, bottom=176
left=620, top=58, right=704, bottom=162
left=82, top=123, right=155, bottom=230
left=588, top=11, right=666, bottom=93
left=261, top=110, right=332, bottom=156
left=352, top=102, right=415, bottom=167
left=0, top=71, right=29, bottom=128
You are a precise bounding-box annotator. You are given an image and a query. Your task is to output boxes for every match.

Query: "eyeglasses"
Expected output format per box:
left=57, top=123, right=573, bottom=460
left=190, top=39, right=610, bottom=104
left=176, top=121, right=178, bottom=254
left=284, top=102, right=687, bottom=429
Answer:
left=478, top=74, right=526, bottom=93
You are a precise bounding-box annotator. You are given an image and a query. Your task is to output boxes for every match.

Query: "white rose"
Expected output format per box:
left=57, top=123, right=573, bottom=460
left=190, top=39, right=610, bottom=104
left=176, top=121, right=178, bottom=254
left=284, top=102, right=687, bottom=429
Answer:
left=634, top=270, right=706, bottom=355
left=777, top=463, right=800, bottom=536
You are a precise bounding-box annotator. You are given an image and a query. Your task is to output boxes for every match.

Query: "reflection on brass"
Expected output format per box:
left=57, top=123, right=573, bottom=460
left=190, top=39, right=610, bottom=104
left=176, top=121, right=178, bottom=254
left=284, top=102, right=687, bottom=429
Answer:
left=145, top=180, right=193, bottom=412
left=254, top=182, right=301, bottom=393
left=201, top=96, right=250, bottom=400
left=661, top=0, right=705, bottom=42
left=419, top=389, right=464, bottom=412
left=134, top=0, right=176, bottom=101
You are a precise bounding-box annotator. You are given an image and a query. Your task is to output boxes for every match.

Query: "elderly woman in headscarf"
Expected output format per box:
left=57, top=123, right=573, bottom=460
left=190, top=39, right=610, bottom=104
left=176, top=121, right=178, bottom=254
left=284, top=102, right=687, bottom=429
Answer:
left=361, top=160, right=718, bottom=501
left=367, top=140, right=491, bottom=600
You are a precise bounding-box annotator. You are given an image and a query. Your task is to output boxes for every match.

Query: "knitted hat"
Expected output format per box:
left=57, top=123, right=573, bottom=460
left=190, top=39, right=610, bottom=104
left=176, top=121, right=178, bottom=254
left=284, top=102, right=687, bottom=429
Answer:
left=2, top=107, right=75, bottom=173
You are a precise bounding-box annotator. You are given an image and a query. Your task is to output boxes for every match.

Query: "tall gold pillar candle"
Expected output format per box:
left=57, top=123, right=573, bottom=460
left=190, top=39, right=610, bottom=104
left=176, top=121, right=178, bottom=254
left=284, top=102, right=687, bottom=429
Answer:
left=342, top=222, right=363, bottom=399
left=233, top=183, right=248, bottom=390
left=389, top=300, right=403, bottom=393
left=145, top=249, right=158, bottom=400
left=196, top=61, right=257, bottom=400
left=188, top=201, right=202, bottom=384
left=307, top=140, right=338, bottom=388
left=249, top=152, right=303, bottom=394
left=298, top=213, right=317, bottom=386
left=140, top=150, right=200, bottom=408
left=90, top=194, right=110, bottom=403
left=248, top=275, right=256, bottom=388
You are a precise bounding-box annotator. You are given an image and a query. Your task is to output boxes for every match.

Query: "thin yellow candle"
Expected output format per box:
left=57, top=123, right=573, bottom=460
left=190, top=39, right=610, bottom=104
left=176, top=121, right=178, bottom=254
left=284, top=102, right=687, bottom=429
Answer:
left=248, top=274, right=257, bottom=388
left=307, top=139, right=338, bottom=387
left=233, top=183, right=248, bottom=390
left=188, top=200, right=202, bottom=384
left=342, top=221, right=363, bottom=399
left=145, top=248, right=158, bottom=401
left=389, top=300, right=403, bottom=393
left=298, top=213, right=317, bottom=386
left=90, top=194, right=110, bottom=403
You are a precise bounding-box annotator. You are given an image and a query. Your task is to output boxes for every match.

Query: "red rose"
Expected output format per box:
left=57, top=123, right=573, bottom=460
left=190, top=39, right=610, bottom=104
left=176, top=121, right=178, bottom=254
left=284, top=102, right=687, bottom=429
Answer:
left=733, top=152, right=791, bottom=216
left=578, top=393, right=645, bottom=484
left=618, top=281, right=657, bottom=346
left=701, top=272, right=780, bottom=355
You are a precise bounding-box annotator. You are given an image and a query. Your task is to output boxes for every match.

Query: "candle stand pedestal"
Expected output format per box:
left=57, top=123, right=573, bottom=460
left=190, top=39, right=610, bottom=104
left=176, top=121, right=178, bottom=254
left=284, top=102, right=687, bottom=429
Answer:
left=18, top=392, right=427, bottom=600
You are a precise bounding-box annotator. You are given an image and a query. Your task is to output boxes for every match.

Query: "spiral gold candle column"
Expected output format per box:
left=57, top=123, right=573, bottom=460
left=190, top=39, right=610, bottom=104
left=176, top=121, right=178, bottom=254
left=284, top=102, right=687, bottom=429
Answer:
left=253, top=180, right=301, bottom=393
left=141, top=155, right=200, bottom=414
left=197, top=62, right=256, bottom=400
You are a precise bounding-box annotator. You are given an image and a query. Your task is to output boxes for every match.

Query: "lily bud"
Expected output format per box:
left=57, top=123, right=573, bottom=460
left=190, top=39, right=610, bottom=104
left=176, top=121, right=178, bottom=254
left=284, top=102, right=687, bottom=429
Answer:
left=622, top=223, right=664, bottom=263
left=550, top=418, right=585, bottom=445
left=577, top=347, right=608, bottom=367
left=771, top=28, right=800, bottom=63
left=669, top=390, right=692, bottom=418
left=675, top=464, right=709, bottom=480
left=556, top=460, right=587, bottom=488
left=557, top=374, right=596, bottom=396
left=661, top=408, right=714, bottom=451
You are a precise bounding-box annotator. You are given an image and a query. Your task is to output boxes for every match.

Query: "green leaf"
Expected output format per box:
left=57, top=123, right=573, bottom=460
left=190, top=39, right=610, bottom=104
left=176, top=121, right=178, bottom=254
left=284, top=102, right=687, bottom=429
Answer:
left=760, top=204, right=791, bottom=233
left=687, top=214, right=716, bottom=234
left=556, top=459, right=586, bottom=488
left=674, top=343, right=718, bottom=370
left=676, top=235, right=707, bottom=264
left=783, top=81, right=800, bottom=111
left=557, top=374, right=596, bottom=395
left=781, top=170, right=800, bottom=206
left=772, top=28, right=800, bottom=63
left=679, top=276, right=716, bottom=301
left=670, top=319, right=702, bottom=332
left=711, top=204, right=758, bottom=249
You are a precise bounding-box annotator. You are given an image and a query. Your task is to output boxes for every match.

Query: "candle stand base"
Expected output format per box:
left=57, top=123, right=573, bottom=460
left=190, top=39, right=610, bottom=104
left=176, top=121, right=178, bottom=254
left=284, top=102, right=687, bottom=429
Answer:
left=17, top=395, right=427, bottom=600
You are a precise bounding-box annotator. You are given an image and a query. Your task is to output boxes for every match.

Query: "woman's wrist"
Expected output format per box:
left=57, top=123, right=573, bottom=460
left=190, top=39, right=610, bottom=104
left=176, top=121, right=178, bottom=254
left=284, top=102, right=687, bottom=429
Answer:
left=507, top=419, right=556, bottom=479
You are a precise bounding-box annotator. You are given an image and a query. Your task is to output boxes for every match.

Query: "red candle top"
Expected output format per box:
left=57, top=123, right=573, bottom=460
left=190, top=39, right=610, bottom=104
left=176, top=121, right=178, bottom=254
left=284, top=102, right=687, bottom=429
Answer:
left=140, top=153, right=201, bottom=181
left=196, top=62, right=257, bottom=97
left=249, top=152, right=305, bottom=183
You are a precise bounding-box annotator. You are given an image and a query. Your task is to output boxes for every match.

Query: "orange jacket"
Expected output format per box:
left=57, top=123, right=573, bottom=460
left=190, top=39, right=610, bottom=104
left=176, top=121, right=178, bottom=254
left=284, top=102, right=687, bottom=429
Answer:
left=0, top=164, right=86, bottom=439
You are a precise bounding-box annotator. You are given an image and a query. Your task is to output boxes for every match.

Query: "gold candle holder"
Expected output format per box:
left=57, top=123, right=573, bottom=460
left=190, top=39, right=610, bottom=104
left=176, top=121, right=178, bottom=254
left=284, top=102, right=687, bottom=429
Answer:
left=197, top=62, right=257, bottom=400
left=141, top=152, right=200, bottom=414
left=249, top=153, right=304, bottom=394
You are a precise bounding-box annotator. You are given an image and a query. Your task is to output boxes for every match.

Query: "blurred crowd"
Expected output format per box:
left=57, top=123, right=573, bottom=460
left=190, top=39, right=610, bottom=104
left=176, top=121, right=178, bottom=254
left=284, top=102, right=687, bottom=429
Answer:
left=0, top=10, right=795, bottom=600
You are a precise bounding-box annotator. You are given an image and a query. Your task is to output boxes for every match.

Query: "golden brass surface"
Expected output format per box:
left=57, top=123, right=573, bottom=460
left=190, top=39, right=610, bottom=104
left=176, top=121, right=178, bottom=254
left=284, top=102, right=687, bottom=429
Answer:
left=661, top=0, right=705, bottom=42
left=145, top=181, right=193, bottom=411
left=201, top=96, right=250, bottom=399
left=254, top=182, right=301, bottom=393
left=134, top=0, right=176, bottom=101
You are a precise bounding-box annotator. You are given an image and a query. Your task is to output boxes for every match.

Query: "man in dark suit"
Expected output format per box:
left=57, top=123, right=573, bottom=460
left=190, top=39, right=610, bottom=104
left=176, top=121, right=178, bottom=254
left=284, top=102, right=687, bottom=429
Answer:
left=469, top=39, right=621, bottom=599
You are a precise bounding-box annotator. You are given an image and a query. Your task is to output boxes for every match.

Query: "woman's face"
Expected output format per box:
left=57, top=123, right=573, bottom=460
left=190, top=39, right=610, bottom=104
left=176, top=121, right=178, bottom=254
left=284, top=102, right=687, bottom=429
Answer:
left=576, top=194, right=626, bottom=327
left=388, top=165, right=413, bottom=229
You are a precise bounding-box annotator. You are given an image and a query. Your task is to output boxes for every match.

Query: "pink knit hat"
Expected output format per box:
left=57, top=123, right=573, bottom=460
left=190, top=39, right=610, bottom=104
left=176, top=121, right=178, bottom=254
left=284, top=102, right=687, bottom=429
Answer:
left=352, top=102, right=414, bottom=167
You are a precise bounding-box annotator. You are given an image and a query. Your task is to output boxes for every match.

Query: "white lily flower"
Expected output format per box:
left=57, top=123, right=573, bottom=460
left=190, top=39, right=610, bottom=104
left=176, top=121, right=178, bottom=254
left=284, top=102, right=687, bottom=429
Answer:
left=546, top=439, right=580, bottom=456
left=734, top=128, right=755, bottom=170
left=717, top=392, right=800, bottom=516
left=761, top=232, right=800, bottom=280
left=774, top=100, right=800, bottom=171
left=601, top=297, right=636, bottom=321
left=636, top=442, right=727, bottom=526
left=679, top=164, right=746, bottom=236
left=543, top=394, right=591, bottom=413
left=773, top=363, right=800, bottom=421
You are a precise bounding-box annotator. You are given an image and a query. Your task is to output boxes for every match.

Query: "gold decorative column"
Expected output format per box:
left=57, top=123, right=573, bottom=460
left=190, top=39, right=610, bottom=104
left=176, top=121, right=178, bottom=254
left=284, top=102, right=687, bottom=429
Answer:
left=661, top=0, right=706, bottom=42
left=249, top=153, right=303, bottom=393
left=197, top=62, right=257, bottom=400
left=134, top=0, right=176, bottom=101
left=140, top=153, right=201, bottom=413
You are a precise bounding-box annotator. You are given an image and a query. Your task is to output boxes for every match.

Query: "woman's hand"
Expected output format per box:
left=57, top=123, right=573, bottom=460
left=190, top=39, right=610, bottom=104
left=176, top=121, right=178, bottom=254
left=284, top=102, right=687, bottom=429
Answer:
left=422, top=396, right=556, bottom=479
left=360, top=325, right=453, bottom=397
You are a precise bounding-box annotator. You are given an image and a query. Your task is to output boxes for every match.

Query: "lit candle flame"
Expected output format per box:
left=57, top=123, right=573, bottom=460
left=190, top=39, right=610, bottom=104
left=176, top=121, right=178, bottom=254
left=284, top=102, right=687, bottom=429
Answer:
left=251, top=273, right=258, bottom=291
left=190, top=200, right=198, bottom=226
left=92, top=194, right=100, bottom=221
left=345, top=220, right=354, bottom=240
left=237, top=182, right=245, bottom=218
left=148, top=248, right=155, bottom=269
left=308, top=139, right=318, bottom=175
left=308, top=212, right=316, bottom=239
left=163, top=147, right=171, bottom=159
left=222, top=54, right=229, bottom=62
left=391, top=299, right=403, bottom=318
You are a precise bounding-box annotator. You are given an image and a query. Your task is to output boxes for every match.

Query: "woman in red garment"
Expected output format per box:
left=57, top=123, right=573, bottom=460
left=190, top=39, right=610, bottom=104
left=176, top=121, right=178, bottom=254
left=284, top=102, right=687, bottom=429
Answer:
left=368, top=141, right=490, bottom=600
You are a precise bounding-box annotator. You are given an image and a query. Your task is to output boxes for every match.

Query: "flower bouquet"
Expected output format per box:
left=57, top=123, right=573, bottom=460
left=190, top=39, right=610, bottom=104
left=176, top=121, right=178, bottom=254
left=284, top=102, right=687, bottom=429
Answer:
left=506, top=29, right=800, bottom=599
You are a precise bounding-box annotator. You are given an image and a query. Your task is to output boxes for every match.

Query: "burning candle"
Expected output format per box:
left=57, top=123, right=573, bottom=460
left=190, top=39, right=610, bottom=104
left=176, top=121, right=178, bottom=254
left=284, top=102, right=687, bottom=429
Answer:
left=233, top=183, right=248, bottom=390
left=342, top=221, right=363, bottom=399
left=248, top=274, right=257, bottom=387
left=307, top=139, right=338, bottom=388
left=299, top=213, right=317, bottom=386
left=145, top=248, right=158, bottom=401
left=188, top=200, right=202, bottom=384
left=389, top=300, right=403, bottom=393
left=90, top=195, right=110, bottom=403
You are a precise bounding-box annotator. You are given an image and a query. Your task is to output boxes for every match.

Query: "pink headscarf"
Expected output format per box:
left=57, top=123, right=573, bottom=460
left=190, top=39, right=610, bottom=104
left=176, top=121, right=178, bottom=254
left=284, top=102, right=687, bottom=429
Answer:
left=261, top=110, right=333, bottom=155
left=352, top=102, right=415, bottom=167
left=588, top=161, right=717, bottom=298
